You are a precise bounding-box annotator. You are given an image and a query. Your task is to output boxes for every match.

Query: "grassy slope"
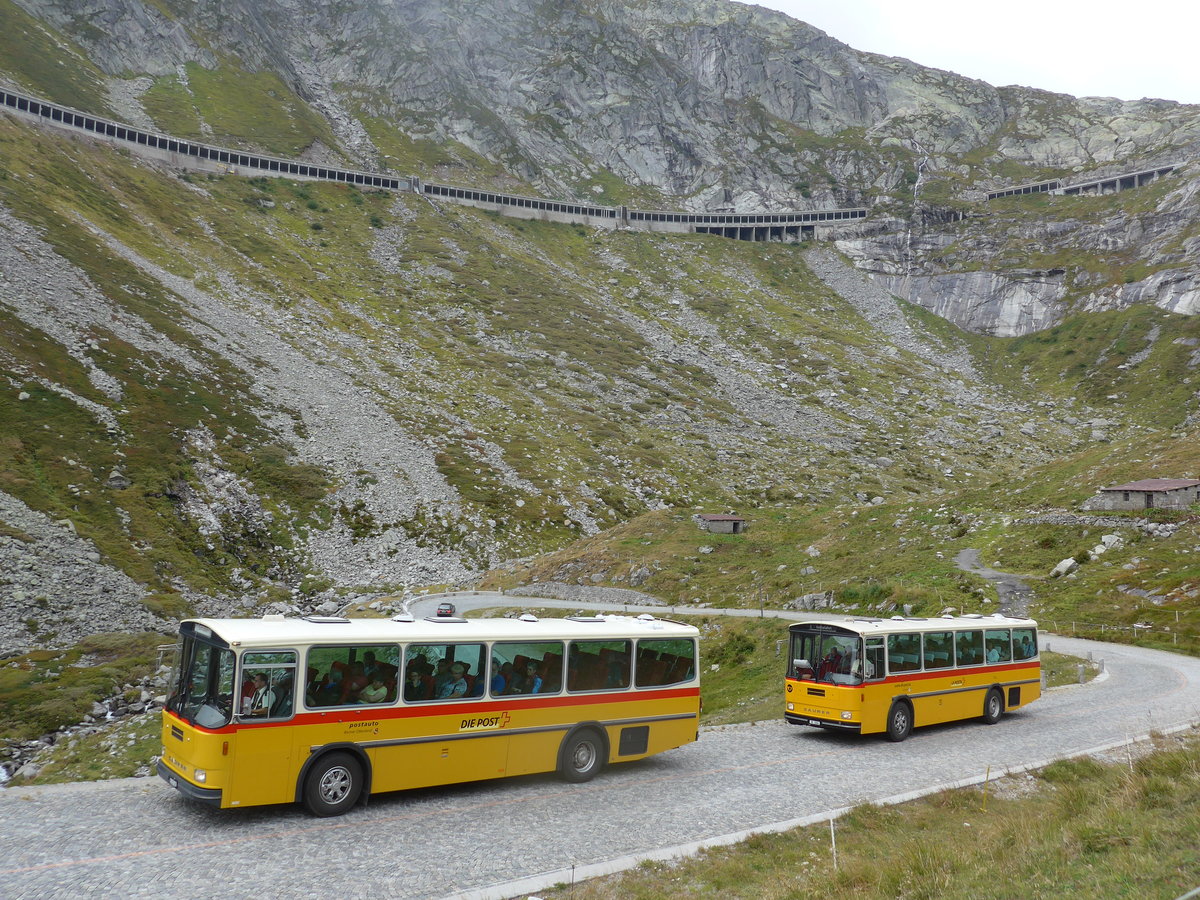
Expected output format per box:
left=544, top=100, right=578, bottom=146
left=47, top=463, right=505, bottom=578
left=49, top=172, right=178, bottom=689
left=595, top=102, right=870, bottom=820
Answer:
left=2, top=108, right=1198, bottom=747
left=539, top=732, right=1200, bottom=900
left=1, top=107, right=1066, bottom=594
left=0, top=0, right=114, bottom=116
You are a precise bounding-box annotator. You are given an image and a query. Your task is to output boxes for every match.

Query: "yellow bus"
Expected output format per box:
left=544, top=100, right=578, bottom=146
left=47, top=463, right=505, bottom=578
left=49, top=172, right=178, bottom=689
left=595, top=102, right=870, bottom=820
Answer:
left=784, top=614, right=1040, bottom=741
left=158, top=612, right=699, bottom=816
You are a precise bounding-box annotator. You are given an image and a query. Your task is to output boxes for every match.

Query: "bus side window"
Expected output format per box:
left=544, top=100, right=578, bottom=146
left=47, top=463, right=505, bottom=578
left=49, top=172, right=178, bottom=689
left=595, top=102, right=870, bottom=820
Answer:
left=886, top=633, right=920, bottom=673
left=242, top=651, right=297, bottom=720
left=985, top=629, right=1011, bottom=663
left=406, top=643, right=487, bottom=701
left=1012, top=628, right=1037, bottom=660
left=567, top=640, right=631, bottom=692
left=863, top=639, right=885, bottom=681
left=304, top=644, right=399, bottom=707
left=955, top=631, right=984, bottom=666
left=923, top=631, right=953, bottom=670
left=493, top=641, right=564, bottom=696
left=635, top=639, right=696, bottom=687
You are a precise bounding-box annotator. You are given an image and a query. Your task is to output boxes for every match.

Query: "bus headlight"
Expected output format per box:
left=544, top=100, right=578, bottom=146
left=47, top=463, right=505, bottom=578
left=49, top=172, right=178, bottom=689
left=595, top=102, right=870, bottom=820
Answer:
left=786, top=702, right=794, bottom=711
left=194, top=768, right=207, bottom=783
left=840, top=711, right=852, bottom=720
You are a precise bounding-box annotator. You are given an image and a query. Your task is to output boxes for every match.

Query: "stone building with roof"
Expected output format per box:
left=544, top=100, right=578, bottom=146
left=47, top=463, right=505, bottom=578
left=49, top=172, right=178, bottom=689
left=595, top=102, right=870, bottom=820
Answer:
left=694, top=513, right=747, bottom=534
left=1081, top=478, right=1200, bottom=511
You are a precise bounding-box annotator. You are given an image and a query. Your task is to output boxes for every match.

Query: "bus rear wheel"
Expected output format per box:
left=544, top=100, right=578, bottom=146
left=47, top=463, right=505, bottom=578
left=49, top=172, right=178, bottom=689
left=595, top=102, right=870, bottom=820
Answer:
left=885, top=701, right=913, bottom=742
left=303, top=752, right=362, bottom=817
left=559, top=728, right=606, bottom=783
left=982, top=688, right=1004, bottom=725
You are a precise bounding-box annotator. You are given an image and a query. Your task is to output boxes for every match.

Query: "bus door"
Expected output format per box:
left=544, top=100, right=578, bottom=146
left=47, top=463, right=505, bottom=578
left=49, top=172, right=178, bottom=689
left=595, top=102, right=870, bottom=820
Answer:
left=229, top=650, right=297, bottom=807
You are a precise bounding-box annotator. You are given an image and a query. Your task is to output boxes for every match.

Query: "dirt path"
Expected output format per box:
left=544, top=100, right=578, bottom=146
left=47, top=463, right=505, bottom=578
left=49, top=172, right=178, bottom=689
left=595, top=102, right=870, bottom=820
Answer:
left=954, top=548, right=1036, bottom=616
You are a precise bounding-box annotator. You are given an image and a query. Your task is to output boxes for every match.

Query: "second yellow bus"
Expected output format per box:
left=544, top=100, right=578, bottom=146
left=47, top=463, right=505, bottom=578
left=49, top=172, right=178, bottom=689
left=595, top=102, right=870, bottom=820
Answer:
left=785, top=613, right=1040, bottom=740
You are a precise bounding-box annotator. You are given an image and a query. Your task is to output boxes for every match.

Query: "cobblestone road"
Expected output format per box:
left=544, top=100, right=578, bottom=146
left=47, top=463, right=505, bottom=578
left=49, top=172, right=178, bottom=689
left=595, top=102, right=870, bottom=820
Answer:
left=3, top=631, right=1199, bottom=900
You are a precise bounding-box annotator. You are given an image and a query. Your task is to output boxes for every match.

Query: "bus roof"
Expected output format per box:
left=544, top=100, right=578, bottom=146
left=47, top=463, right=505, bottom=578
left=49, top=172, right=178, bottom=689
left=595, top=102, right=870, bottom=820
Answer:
left=182, top=613, right=699, bottom=648
left=788, top=613, right=1037, bottom=637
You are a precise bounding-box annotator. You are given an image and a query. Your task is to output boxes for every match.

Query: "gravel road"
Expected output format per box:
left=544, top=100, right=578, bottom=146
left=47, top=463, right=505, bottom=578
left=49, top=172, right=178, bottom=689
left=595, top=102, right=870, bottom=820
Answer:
left=3, top=600, right=1199, bottom=900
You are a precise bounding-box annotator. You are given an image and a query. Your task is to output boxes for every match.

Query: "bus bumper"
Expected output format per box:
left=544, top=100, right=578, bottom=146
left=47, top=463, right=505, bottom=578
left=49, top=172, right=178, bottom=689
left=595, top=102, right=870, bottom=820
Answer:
left=158, top=759, right=222, bottom=806
left=785, top=712, right=861, bottom=733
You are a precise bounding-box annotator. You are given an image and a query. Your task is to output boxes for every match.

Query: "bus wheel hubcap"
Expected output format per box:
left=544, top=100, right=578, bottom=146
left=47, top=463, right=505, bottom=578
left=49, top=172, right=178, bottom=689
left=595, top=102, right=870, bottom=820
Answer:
left=321, top=766, right=352, bottom=803
left=573, top=741, right=595, bottom=771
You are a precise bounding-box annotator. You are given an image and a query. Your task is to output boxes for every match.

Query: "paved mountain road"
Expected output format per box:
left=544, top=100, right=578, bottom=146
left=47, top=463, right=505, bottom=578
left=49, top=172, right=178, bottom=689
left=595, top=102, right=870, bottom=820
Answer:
left=3, top=600, right=1199, bottom=900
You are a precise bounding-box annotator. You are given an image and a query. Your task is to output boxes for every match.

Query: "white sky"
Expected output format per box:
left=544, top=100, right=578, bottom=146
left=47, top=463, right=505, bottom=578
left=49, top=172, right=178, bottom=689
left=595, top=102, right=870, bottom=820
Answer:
left=740, top=1, right=1200, bottom=105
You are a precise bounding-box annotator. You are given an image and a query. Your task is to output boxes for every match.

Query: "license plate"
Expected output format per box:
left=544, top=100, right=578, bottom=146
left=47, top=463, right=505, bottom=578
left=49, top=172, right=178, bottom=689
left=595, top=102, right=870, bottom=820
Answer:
left=809, top=719, right=822, bottom=726
left=169, top=777, right=178, bottom=788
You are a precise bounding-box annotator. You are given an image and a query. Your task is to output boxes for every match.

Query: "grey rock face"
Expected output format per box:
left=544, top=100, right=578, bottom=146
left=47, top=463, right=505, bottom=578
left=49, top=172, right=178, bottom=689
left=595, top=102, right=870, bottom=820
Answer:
left=0, top=491, right=160, bottom=656
left=15, top=0, right=1200, bottom=209
left=873, top=270, right=1068, bottom=337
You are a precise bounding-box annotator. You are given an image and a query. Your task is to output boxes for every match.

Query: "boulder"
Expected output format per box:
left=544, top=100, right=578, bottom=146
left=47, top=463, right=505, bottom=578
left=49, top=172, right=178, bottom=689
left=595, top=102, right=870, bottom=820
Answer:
left=1051, top=557, right=1079, bottom=578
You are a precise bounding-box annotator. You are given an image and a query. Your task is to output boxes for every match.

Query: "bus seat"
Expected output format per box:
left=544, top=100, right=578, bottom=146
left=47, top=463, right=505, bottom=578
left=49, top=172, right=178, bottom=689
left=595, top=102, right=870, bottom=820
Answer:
left=270, top=677, right=294, bottom=717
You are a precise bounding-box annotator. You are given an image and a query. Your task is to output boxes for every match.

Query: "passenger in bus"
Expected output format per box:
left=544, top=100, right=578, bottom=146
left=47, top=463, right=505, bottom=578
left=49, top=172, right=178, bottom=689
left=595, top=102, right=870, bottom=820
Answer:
left=436, top=663, right=469, bottom=699
left=247, top=673, right=275, bottom=717
left=433, top=659, right=453, bottom=696
left=987, top=644, right=1002, bottom=663
left=313, top=664, right=345, bottom=705
left=403, top=666, right=428, bottom=701
left=362, top=651, right=381, bottom=681
left=340, top=662, right=368, bottom=704
left=491, top=661, right=513, bottom=694
left=304, top=667, right=321, bottom=705
left=458, top=661, right=479, bottom=696
left=508, top=660, right=543, bottom=694
left=605, top=661, right=627, bottom=688
left=525, top=660, right=543, bottom=694
left=359, top=672, right=388, bottom=704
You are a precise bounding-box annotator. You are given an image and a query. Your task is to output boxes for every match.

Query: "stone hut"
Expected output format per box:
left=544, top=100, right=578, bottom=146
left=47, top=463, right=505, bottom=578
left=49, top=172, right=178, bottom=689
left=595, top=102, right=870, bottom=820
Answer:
left=695, top=513, right=746, bottom=534
left=1082, top=478, right=1200, bottom=511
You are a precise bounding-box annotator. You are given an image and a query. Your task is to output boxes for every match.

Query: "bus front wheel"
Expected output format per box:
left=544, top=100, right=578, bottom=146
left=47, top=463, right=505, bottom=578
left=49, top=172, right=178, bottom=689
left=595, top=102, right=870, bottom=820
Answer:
left=885, top=701, right=913, bottom=742
left=303, top=752, right=362, bottom=817
left=559, top=728, right=606, bottom=783
left=982, top=689, right=1004, bottom=725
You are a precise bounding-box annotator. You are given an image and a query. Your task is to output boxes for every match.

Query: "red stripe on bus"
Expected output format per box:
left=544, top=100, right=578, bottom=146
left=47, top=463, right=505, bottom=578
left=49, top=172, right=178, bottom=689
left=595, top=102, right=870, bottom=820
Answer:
left=166, top=685, right=701, bottom=734
left=786, top=661, right=1039, bottom=689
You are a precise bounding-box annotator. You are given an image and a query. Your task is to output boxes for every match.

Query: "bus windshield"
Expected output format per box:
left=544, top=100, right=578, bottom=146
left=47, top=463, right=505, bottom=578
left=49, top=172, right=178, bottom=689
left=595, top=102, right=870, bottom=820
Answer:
left=167, top=635, right=235, bottom=729
left=789, top=627, right=871, bottom=685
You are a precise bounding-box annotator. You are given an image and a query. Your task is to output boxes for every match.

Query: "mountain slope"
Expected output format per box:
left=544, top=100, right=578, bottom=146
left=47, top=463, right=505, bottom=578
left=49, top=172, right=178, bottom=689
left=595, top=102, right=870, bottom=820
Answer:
left=0, top=0, right=1196, bottom=668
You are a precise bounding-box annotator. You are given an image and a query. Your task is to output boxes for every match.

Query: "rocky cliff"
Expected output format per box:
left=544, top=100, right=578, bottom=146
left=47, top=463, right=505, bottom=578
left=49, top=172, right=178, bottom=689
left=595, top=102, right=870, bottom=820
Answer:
left=8, top=0, right=1200, bottom=333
